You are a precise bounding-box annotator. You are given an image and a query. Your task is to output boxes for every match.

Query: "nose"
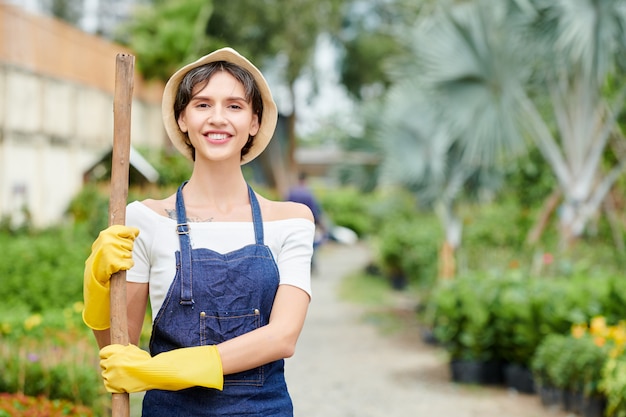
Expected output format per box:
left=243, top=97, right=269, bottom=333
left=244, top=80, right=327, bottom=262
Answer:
left=209, top=105, right=227, bottom=125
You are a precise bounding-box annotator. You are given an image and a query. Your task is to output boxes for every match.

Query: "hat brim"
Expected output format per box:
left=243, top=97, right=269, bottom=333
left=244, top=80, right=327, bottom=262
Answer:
left=162, top=47, right=278, bottom=164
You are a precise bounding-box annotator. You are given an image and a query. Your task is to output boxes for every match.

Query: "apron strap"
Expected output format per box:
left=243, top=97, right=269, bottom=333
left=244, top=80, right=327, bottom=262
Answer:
left=175, top=181, right=194, bottom=305
left=247, top=184, right=264, bottom=245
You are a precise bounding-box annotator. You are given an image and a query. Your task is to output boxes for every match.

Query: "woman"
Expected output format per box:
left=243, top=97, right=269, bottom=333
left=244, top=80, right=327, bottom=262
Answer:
left=82, top=47, right=314, bottom=416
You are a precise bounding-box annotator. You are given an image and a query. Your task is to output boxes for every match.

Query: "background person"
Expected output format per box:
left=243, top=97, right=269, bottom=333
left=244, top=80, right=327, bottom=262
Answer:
left=286, top=172, right=327, bottom=273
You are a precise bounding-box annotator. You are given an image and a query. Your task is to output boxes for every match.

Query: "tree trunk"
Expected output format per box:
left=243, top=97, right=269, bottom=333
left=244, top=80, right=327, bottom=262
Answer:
left=438, top=241, right=456, bottom=280
left=436, top=201, right=462, bottom=279
left=526, top=189, right=561, bottom=245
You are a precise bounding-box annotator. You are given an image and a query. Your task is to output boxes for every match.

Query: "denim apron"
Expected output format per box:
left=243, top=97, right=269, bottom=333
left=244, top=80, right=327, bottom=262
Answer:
left=142, top=182, right=293, bottom=416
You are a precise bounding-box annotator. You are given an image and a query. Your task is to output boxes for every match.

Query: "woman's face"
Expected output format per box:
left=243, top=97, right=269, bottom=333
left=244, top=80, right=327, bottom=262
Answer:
left=177, top=71, right=260, bottom=164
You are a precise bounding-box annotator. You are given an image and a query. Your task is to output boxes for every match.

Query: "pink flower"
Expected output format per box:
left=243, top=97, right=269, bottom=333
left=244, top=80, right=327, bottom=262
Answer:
left=542, top=253, right=554, bottom=265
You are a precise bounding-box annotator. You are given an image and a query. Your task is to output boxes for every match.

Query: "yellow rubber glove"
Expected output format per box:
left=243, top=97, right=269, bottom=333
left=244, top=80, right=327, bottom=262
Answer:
left=82, top=225, right=139, bottom=330
left=100, top=344, right=224, bottom=393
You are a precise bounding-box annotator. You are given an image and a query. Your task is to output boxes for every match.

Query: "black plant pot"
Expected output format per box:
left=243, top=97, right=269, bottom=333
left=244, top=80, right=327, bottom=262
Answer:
left=538, top=384, right=561, bottom=406
left=503, top=363, right=535, bottom=394
left=450, top=360, right=504, bottom=385
left=389, top=272, right=407, bottom=290
left=581, top=395, right=606, bottom=417
left=563, top=390, right=583, bottom=414
left=421, top=328, right=439, bottom=346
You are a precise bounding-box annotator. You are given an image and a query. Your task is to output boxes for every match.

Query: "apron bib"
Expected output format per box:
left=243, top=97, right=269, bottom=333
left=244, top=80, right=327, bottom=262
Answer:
left=142, top=182, right=293, bottom=416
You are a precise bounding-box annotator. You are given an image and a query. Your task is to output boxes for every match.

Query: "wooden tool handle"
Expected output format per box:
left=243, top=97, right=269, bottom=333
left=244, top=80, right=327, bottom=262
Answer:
left=110, top=52, right=135, bottom=417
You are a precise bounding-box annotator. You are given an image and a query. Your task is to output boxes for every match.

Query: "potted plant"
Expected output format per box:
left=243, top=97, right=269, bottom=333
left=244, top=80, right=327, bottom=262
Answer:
left=429, top=274, right=502, bottom=385
left=376, top=220, right=412, bottom=290
left=492, top=276, right=541, bottom=393
left=564, top=333, right=608, bottom=415
left=531, top=333, right=569, bottom=407
left=532, top=318, right=613, bottom=417
left=600, top=355, right=626, bottom=417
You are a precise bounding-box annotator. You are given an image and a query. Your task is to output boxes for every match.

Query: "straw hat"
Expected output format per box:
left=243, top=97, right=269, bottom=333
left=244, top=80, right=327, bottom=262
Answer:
left=161, top=47, right=278, bottom=164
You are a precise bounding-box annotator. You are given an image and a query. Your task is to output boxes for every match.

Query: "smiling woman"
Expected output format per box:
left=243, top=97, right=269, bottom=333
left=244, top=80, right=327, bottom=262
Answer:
left=82, top=47, right=315, bottom=417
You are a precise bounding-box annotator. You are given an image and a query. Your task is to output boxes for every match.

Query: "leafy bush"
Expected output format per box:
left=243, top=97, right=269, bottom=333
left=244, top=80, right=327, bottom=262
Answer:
left=427, top=273, right=626, bottom=368
left=463, top=198, right=529, bottom=250
left=375, top=216, right=440, bottom=288
left=66, top=184, right=109, bottom=236
left=317, top=186, right=377, bottom=237
left=532, top=316, right=621, bottom=413
left=0, top=393, right=93, bottom=417
left=545, top=334, right=608, bottom=395
left=427, top=274, right=500, bottom=361
left=0, top=226, right=92, bottom=312
left=144, top=148, right=192, bottom=186
left=0, top=224, right=106, bottom=414
left=530, top=333, right=570, bottom=389
left=0, top=304, right=103, bottom=410
left=601, top=356, right=626, bottom=417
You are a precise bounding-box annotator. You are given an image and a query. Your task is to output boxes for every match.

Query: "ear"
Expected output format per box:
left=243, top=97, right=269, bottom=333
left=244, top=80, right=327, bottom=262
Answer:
left=177, top=112, right=188, bottom=133
left=249, top=114, right=260, bottom=137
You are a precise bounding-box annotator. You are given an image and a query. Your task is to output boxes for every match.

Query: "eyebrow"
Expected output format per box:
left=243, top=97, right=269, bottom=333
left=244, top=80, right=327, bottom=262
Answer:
left=190, top=94, right=248, bottom=102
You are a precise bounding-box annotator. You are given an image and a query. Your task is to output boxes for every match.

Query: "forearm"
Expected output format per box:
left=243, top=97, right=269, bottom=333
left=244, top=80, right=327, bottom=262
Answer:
left=91, top=282, right=148, bottom=349
left=218, top=323, right=297, bottom=374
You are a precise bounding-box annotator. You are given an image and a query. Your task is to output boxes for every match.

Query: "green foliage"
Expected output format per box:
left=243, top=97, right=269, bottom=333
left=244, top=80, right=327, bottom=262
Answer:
left=337, top=0, right=420, bottom=100
left=317, top=186, right=441, bottom=288
left=504, top=147, right=556, bottom=210
left=116, top=0, right=214, bottom=81
left=491, top=275, right=607, bottom=364
left=0, top=354, right=100, bottom=404
left=119, top=0, right=344, bottom=89
left=0, top=393, right=93, bottom=417
left=0, top=312, right=103, bottom=413
left=0, top=226, right=92, bottom=312
left=601, top=356, right=626, bottom=417
left=530, top=334, right=570, bottom=388
left=66, top=184, right=109, bottom=236
left=462, top=199, right=529, bottom=250
left=146, top=149, right=193, bottom=187
left=375, top=216, right=440, bottom=289
left=338, top=31, right=402, bottom=101
left=492, top=277, right=544, bottom=365
left=206, top=0, right=344, bottom=84
left=427, top=274, right=500, bottom=361
left=317, top=186, right=376, bottom=237
left=427, top=273, right=626, bottom=366
left=532, top=333, right=609, bottom=396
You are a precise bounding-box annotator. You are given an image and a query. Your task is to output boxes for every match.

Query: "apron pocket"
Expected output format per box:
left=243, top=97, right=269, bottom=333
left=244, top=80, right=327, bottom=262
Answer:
left=200, top=308, right=265, bottom=386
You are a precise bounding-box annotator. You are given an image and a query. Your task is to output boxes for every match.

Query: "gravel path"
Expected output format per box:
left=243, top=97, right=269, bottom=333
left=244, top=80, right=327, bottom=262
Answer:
left=285, top=242, right=569, bottom=417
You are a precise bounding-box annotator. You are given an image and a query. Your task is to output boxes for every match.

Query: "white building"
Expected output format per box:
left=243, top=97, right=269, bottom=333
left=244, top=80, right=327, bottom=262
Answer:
left=0, top=3, right=165, bottom=227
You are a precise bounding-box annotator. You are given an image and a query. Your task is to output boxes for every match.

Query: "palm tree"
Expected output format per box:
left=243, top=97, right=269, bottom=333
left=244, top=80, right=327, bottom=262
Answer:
left=379, top=76, right=503, bottom=278
left=387, top=0, right=626, bottom=251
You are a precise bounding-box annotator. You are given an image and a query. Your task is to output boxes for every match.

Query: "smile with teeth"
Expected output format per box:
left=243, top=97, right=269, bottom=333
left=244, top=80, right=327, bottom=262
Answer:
left=206, top=133, right=229, bottom=141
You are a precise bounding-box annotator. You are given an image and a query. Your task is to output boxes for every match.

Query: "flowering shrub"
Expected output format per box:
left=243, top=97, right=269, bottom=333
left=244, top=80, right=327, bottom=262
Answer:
left=0, top=393, right=93, bottom=417
left=530, top=316, right=626, bottom=416
left=589, top=317, right=626, bottom=417
left=601, top=356, right=626, bottom=417
left=0, top=306, right=104, bottom=413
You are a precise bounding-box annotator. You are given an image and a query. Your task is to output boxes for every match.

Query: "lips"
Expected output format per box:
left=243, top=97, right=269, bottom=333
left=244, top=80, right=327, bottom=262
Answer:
left=205, top=132, right=230, bottom=142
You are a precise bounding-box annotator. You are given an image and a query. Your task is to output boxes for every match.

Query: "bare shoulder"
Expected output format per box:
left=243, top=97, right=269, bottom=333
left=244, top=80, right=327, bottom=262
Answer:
left=257, top=194, right=314, bottom=222
left=139, top=194, right=177, bottom=219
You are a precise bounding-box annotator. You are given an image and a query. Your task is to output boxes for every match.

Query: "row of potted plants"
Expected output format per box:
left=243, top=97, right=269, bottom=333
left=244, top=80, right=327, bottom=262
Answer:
left=424, top=273, right=626, bottom=416
left=531, top=316, right=626, bottom=417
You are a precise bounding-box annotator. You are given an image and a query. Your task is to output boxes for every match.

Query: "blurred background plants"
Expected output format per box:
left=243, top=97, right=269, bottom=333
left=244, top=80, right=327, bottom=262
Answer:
left=4, top=0, right=626, bottom=414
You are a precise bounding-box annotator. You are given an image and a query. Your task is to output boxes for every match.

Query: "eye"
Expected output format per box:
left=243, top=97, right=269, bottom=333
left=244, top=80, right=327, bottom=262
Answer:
left=196, top=103, right=210, bottom=109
